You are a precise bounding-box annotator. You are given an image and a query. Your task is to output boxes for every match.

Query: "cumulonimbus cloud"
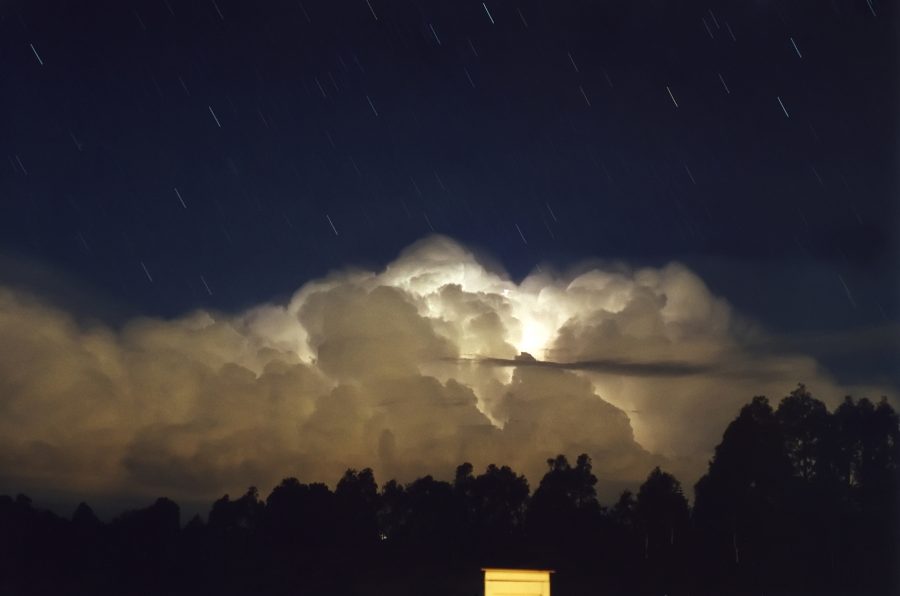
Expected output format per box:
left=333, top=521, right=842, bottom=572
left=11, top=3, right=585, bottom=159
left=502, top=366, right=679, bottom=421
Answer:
left=0, top=236, right=889, bottom=505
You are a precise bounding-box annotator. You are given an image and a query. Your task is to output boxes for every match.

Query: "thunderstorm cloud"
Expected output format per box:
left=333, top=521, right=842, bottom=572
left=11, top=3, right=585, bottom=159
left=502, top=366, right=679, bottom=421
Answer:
left=0, top=236, right=887, bottom=504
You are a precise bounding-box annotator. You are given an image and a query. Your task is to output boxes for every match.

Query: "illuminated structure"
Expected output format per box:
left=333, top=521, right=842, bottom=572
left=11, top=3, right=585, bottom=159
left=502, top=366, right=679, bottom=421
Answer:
left=483, top=568, right=553, bottom=596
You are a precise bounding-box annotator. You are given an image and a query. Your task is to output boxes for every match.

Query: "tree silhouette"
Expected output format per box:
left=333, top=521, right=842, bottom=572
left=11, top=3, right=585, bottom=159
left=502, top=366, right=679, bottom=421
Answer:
left=635, top=467, right=691, bottom=593
left=471, top=464, right=529, bottom=536
left=108, top=497, right=181, bottom=593
left=528, top=453, right=602, bottom=586
left=335, top=468, right=379, bottom=537
left=773, top=385, right=846, bottom=591
left=832, top=395, right=900, bottom=593
left=694, top=396, right=794, bottom=592
left=637, top=467, right=689, bottom=553
left=0, top=388, right=897, bottom=595
left=777, top=384, right=835, bottom=482
left=454, top=462, right=530, bottom=565
left=209, top=486, right=264, bottom=534
left=207, top=487, right=266, bottom=594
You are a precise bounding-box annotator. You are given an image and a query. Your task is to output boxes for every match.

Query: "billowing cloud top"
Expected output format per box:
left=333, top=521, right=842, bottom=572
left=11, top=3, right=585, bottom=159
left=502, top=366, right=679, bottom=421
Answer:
left=0, top=236, right=883, bottom=505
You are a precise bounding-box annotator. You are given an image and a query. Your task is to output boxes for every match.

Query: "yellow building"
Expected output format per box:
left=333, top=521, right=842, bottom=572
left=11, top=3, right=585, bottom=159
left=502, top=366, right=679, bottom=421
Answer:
left=483, top=568, right=553, bottom=596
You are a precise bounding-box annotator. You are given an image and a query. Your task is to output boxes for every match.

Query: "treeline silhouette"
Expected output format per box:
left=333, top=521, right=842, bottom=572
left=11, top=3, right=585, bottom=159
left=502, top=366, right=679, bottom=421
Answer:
left=1, top=386, right=898, bottom=595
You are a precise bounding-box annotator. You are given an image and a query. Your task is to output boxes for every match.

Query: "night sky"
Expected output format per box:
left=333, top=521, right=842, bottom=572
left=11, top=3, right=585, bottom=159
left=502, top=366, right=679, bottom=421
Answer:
left=0, top=0, right=898, bottom=508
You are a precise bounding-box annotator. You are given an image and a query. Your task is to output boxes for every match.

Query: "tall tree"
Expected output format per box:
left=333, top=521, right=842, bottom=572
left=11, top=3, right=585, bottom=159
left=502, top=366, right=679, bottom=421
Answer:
left=636, top=467, right=689, bottom=555
left=335, top=468, right=380, bottom=547
left=528, top=454, right=602, bottom=568
left=636, top=467, right=691, bottom=594
left=694, top=396, right=793, bottom=591
left=777, top=384, right=835, bottom=483
left=832, top=396, right=900, bottom=593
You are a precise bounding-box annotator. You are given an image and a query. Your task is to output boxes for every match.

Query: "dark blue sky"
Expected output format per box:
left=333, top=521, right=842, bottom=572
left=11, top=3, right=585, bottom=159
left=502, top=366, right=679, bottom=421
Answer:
left=1, top=0, right=897, bottom=386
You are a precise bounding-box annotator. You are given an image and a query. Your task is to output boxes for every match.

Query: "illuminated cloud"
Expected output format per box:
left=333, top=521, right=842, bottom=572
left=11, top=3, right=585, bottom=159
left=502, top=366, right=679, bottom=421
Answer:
left=0, top=236, right=889, bottom=505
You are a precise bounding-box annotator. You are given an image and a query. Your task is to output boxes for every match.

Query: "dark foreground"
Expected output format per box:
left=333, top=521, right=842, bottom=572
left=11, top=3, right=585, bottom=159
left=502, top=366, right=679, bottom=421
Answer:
left=2, top=386, right=898, bottom=595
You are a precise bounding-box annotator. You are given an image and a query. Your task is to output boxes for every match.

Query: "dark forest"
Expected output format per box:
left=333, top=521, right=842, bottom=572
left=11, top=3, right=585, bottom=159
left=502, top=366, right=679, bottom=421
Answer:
left=2, top=385, right=898, bottom=596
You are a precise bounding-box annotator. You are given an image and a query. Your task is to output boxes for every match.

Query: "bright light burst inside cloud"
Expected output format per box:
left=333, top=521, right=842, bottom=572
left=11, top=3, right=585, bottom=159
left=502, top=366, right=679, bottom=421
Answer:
left=0, top=235, right=884, bottom=505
